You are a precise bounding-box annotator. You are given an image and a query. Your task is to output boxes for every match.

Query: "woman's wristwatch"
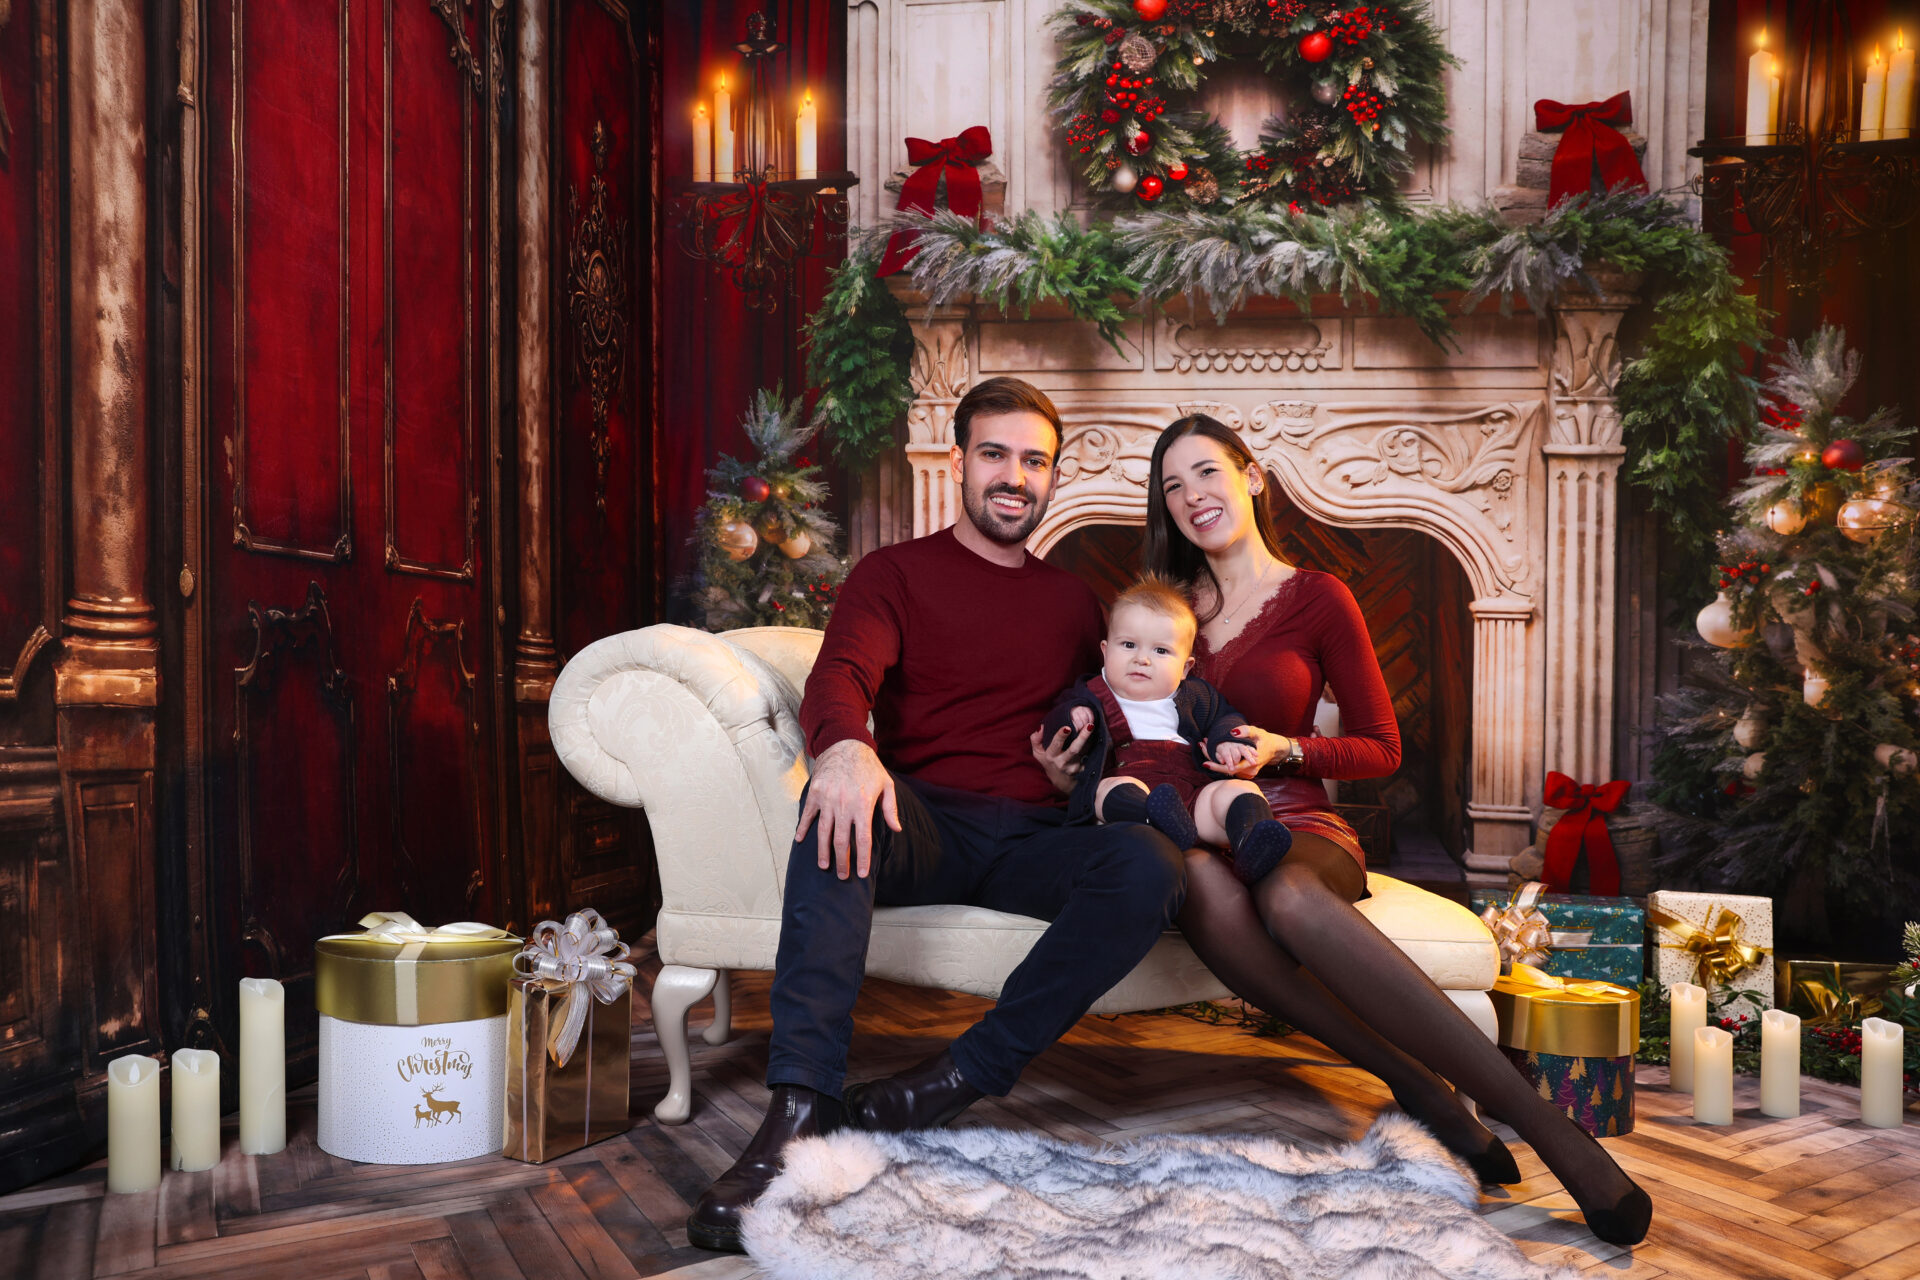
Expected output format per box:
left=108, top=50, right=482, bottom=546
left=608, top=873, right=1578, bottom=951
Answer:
left=1276, top=736, right=1306, bottom=774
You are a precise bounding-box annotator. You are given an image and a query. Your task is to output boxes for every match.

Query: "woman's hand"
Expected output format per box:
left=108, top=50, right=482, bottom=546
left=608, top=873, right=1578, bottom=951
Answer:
left=1205, top=725, right=1285, bottom=778
left=1030, top=721, right=1093, bottom=795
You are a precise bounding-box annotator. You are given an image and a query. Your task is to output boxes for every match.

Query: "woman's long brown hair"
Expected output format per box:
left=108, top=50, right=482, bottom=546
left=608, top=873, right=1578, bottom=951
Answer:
left=1143, top=414, right=1290, bottom=624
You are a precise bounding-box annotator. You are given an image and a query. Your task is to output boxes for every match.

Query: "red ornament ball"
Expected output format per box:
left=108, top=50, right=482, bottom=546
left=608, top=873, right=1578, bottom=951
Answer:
left=1132, top=0, right=1168, bottom=20
left=1822, top=439, right=1866, bottom=471
left=1138, top=174, right=1165, bottom=200
left=1168, top=159, right=1189, bottom=181
left=1299, top=31, right=1333, bottom=62
left=740, top=475, right=772, bottom=502
left=1126, top=129, right=1152, bottom=155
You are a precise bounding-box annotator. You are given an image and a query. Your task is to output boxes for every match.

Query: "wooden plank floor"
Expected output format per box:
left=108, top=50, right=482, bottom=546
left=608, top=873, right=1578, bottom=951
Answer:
left=7, top=946, right=1920, bottom=1280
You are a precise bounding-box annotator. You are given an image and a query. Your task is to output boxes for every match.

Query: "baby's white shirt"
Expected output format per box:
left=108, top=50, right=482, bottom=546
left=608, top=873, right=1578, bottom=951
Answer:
left=1111, top=689, right=1185, bottom=744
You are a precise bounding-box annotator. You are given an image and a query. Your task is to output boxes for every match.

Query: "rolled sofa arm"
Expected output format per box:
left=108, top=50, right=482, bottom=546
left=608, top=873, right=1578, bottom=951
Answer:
left=549, top=625, right=811, bottom=922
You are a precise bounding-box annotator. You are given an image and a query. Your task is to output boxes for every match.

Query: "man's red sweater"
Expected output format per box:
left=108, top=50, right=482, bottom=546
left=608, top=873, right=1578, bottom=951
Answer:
left=800, top=526, right=1104, bottom=806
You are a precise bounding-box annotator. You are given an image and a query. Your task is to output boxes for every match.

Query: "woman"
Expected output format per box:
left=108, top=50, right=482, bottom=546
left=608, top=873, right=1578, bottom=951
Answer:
left=1145, top=414, right=1651, bottom=1247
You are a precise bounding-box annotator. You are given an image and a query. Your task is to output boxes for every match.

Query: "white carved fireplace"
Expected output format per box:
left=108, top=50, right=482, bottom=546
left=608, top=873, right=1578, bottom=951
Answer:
left=887, top=280, right=1637, bottom=873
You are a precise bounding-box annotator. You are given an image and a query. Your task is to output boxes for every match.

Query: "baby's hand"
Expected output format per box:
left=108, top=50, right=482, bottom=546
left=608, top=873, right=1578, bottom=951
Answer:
left=1208, top=741, right=1258, bottom=775
left=1070, top=705, right=1094, bottom=733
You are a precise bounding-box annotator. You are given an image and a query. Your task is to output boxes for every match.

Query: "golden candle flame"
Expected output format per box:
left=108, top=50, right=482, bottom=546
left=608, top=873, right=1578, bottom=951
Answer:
left=1757, top=28, right=1767, bottom=50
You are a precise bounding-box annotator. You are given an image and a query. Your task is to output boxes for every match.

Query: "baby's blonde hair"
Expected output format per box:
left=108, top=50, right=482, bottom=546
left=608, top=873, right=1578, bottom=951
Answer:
left=1109, top=574, right=1198, bottom=649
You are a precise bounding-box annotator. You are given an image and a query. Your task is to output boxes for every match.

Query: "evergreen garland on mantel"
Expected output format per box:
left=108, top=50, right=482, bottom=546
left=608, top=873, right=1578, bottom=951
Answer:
left=803, top=190, right=1764, bottom=587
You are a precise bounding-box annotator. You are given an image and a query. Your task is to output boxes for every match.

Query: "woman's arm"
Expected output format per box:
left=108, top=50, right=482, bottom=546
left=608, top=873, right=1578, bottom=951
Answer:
left=1296, top=578, right=1401, bottom=780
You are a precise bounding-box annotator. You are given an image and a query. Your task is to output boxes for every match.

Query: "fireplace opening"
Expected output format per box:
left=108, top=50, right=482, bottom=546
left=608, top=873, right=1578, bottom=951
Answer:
left=1041, top=478, right=1475, bottom=869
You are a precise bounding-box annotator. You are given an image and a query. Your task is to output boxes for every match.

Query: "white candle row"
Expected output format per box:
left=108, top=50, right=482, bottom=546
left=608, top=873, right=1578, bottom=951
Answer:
left=106, top=978, right=286, bottom=1193
left=691, top=81, right=817, bottom=183
left=1675, top=987, right=1906, bottom=1131
left=1861, top=34, right=1916, bottom=141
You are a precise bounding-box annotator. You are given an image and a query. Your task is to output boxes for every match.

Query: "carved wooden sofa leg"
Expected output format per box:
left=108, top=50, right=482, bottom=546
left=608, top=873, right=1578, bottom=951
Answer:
left=651, top=964, right=718, bottom=1124
left=702, top=970, right=732, bottom=1046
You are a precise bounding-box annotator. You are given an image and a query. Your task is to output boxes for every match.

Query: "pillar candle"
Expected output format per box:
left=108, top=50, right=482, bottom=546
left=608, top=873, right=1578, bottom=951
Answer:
left=1804, top=674, right=1831, bottom=708
left=106, top=1054, right=162, bottom=1194
left=1760, top=1008, right=1801, bottom=1118
left=1888, top=33, right=1916, bottom=139
left=1863, top=47, right=1888, bottom=140
left=693, top=103, right=712, bottom=182
left=239, top=977, right=286, bottom=1155
left=797, top=91, right=818, bottom=180
left=1747, top=31, right=1776, bottom=144
left=714, top=76, right=735, bottom=182
left=1693, top=1026, right=1735, bottom=1125
left=170, top=1048, right=221, bottom=1172
left=1861, top=1017, right=1906, bottom=1128
left=1670, top=981, right=1707, bottom=1092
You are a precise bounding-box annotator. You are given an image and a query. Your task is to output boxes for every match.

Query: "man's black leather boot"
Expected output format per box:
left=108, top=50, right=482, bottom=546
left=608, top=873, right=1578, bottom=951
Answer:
left=687, top=1084, right=843, bottom=1253
left=843, top=1048, right=984, bottom=1132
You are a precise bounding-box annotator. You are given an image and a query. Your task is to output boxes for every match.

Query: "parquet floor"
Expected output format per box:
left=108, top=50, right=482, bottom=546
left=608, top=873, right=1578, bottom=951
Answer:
left=5, top=946, right=1919, bottom=1280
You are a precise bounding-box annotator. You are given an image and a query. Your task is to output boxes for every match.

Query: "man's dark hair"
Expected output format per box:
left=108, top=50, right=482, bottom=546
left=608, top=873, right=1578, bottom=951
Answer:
left=952, top=377, right=1063, bottom=457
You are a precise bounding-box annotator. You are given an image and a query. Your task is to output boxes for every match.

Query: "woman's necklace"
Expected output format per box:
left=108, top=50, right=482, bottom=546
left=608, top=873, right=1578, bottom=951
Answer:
left=1213, top=561, right=1278, bottom=632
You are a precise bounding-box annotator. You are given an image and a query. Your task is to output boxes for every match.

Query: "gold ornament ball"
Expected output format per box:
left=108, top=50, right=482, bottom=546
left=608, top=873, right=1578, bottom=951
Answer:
left=1764, top=499, right=1807, bottom=535
left=1805, top=481, right=1843, bottom=524
left=718, top=519, right=759, bottom=561
left=1837, top=495, right=1913, bottom=543
left=778, top=530, right=813, bottom=560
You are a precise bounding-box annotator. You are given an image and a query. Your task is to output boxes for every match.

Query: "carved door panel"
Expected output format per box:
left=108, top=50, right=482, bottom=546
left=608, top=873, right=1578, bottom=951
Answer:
left=201, top=0, right=503, bottom=1074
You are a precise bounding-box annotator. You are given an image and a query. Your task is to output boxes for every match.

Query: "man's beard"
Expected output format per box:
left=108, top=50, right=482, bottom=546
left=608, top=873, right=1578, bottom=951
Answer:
left=962, top=480, right=1047, bottom=545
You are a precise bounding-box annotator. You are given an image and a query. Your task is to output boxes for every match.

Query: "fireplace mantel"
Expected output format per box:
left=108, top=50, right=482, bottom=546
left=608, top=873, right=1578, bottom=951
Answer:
left=883, top=274, right=1639, bottom=873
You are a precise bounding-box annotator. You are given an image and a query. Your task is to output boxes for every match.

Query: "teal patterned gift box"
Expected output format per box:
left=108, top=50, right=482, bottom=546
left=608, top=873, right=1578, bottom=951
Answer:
left=1501, top=1047, right=1636, bottom=1137
left=1470, top=886, right=1645, bottom=985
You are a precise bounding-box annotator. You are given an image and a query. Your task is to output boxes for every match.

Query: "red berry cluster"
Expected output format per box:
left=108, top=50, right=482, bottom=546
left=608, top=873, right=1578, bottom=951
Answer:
left=1811, top=1025, right=1866, bottom=1058
left=1105, top=27, right=1125, bottom=43
left=1067, top=113, right=1107, bottom=154
left=1717, top=560, right=1770, bottom=591
left=1761, top=400, right=1803, bottom=433
left=1244, top=153, right=1274, bottom=172
left=1264, top=0, right=1307, bottom=20
left=1343, top=83, right=1384, bottom=126
left=803, top=576, right=838, bottom=605
left=1803, top=577, right=1823, bottom=597
left=1132, top=95, right=1168, bottom=122
left=1107, top=65, right=1158, bottom=113
left=1328, top=5, right=1376, bottom=42
left=1101, top=107, right=1121, bottom=124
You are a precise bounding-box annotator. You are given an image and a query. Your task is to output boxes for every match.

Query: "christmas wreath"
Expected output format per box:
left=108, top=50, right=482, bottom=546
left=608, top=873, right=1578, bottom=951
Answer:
left=1048, top=0, right=1452, bottom=209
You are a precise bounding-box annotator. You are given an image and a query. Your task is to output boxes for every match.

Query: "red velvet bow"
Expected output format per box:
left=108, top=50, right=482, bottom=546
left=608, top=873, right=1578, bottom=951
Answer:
left=1532, top=93, right=1648, bottom=209
left=1540, top=771, right=1629, bottom=896
left=877, top=126, right=993, bottom=277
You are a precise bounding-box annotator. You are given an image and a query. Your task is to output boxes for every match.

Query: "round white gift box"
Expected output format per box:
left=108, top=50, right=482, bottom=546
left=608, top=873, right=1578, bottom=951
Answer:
left=315, top=933, right=519, bottom=1164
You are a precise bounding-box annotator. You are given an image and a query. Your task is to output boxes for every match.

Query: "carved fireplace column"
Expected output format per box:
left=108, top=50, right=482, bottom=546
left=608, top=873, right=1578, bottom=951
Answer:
left=1544, top=272, right=1639, bottom=787
left=1465, top=595, right=1538, bottom=873
left=902, top=301, right=972, bottom=537
left=57, top=0, right=163, bottom=1074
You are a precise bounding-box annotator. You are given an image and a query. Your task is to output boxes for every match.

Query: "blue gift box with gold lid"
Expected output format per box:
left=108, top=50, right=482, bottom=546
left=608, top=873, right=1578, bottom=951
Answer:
left=1471, top=882, right=1645, bottom=985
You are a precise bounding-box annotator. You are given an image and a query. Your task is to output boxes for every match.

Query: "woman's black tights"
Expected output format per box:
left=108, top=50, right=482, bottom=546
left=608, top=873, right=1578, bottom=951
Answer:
left=1178, top=836, right=1647, bottom=1237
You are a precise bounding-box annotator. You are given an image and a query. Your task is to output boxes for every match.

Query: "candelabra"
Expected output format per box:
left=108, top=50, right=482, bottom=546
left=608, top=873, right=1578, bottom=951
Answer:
left=677, top=12, right=856, bottom=312
left=1690, top=3, right=1919, bottom=296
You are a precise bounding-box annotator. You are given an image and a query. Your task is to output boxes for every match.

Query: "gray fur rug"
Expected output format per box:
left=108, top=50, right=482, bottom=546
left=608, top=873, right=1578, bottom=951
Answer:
left=740, top=1113, right=1578, bottom=1280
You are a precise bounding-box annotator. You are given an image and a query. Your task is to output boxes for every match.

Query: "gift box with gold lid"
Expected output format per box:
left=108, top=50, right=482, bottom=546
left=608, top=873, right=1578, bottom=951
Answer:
left=504, top=909, right=636, bottom=1163
left=1489, top=964, right=1641, bottom=1136
left=1647, top=890, right=1773, bottom=1009
left=315, top=913, right=521, bottom=1164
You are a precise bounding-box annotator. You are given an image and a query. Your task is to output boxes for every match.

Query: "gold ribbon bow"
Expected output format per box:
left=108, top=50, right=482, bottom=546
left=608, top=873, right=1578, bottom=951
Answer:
left=1480, top=881, right=1555, bottom=973
left=1793, top=978, right=1882, bottom=1027
left=1495, top=963, right=1641, bottom=1058
left=513, top=909, right=636, bottom=1068
left=1649, top=905, right=1770, bottom=992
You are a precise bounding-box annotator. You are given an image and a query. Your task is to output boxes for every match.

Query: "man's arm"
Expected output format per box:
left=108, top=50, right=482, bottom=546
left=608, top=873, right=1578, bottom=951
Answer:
left=795, top=557, right=906, bottom=879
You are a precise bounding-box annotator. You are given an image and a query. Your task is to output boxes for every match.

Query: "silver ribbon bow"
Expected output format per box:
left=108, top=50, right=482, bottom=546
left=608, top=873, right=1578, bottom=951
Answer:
left=1480, top=881, right=1554, bottom=974
left=512, top=909, right=636, bottom=1068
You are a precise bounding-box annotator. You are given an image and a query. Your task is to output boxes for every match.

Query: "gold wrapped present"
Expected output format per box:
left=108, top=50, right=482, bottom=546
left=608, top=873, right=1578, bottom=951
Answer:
left=1488, top=965, right=1641, bottom=1137
left=1777, top=958, right=1896, bottom=1026
left=1647, top=890, right=1773, bottom=1007
left=504, top=909, right=636, bottom=1163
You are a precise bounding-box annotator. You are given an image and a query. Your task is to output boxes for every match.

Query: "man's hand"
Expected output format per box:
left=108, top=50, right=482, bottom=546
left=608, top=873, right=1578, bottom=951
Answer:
left=1030, top=721, right=1092, bottom=795
left=1204, top=725, right=1284, bottom=778
left=795, top=739, right=901, bottom=880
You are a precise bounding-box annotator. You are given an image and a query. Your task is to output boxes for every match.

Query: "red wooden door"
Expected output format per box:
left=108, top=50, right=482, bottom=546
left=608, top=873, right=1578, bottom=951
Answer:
left=201, top=0, right=502, bottom=1067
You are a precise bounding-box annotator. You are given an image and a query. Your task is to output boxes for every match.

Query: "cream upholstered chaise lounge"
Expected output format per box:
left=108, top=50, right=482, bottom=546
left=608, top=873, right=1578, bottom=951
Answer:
left=549, top=624, right=1502, bottom=1124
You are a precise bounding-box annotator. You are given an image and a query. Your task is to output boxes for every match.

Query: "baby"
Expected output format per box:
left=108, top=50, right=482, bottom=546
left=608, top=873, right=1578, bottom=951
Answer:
left=1042, top=576, right=1292, bottom=884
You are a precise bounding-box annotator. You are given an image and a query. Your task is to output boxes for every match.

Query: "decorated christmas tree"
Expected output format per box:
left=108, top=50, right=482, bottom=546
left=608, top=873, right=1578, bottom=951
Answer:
left=1651, top=328, right=1920, bottom=932
left=686, top=388, right=846, bottom=631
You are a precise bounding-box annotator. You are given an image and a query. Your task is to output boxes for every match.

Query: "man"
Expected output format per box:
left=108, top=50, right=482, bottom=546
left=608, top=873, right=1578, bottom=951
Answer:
left=688, top=376, right=1188, bottom=1254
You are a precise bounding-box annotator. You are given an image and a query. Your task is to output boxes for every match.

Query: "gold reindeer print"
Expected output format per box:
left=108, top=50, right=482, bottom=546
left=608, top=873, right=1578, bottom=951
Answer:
left=419, top=1085, right=463, bottom=1125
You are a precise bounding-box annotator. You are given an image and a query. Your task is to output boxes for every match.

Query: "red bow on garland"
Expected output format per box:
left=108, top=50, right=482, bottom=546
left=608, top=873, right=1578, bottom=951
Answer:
left=1540, top=772, right=1630, bottom=896
left=1532, top=93, right=1648, bottom=209
left=877, top=126, right=993, bottom=277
